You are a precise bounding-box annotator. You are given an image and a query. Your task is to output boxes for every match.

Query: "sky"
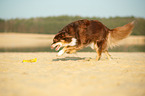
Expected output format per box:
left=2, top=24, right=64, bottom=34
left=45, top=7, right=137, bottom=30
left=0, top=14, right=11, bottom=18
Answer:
left=0, top=0, right=145, bottom=19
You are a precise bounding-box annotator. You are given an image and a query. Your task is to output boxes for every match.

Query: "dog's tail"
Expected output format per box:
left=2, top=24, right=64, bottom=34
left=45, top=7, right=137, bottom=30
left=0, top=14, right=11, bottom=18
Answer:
left=108, top=21, right=135, bottom=47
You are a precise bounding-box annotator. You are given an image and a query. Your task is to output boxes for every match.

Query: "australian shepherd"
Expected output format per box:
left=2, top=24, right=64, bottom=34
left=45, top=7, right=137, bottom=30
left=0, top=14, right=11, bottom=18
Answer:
left=51, top=19, right=134, bottom=61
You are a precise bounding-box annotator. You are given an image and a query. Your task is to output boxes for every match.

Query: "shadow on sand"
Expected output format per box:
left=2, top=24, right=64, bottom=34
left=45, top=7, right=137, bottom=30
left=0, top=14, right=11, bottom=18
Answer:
left=52, top=57, right=85, bottom=61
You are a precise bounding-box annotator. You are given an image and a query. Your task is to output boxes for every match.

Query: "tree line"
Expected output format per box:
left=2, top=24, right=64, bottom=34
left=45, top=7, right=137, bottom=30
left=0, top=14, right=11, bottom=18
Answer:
left=0, top=15, right=145, bottom=35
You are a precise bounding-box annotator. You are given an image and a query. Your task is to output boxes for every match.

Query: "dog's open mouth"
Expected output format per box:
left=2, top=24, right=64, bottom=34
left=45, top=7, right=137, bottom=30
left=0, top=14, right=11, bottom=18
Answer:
left=51, top=43, right=62, bottom=51
left=55, top=45, right=61, bottom=51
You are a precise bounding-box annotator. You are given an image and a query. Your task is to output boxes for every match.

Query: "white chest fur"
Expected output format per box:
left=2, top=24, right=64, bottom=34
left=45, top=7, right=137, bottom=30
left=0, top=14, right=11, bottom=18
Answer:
left=88, top=42, right=98, bottom=50
left=67, top=38, right=77, bottom=46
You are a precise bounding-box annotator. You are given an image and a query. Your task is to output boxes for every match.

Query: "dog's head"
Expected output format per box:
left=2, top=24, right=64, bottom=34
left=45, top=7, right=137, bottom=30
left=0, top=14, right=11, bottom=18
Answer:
left=51, top=32, right=77, bottom=51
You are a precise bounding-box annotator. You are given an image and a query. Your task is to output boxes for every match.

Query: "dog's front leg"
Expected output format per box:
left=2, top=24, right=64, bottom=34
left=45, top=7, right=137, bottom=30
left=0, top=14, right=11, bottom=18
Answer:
left=66, top=46, right=77, bottom=54
left=57, top=46, right=81, bottom=56
left=57, top=46, right=76, bottom=56
left=57, top=47, right=67, bottom=56
left=66, top=46, right=82, bottom=54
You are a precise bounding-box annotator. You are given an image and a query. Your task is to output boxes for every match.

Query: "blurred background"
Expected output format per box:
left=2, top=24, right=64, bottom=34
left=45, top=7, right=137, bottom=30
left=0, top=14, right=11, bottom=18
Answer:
left=0, top=0, right=145, bottom=52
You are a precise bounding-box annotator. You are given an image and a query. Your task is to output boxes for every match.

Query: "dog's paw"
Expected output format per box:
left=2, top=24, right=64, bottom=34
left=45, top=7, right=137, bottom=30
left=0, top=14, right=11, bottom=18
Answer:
left=57, top=49, right=65, bottom=56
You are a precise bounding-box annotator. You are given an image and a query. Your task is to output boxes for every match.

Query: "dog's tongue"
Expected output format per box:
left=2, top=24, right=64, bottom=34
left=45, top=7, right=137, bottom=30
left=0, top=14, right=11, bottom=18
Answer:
left=55, top=45, right=60, bottom=51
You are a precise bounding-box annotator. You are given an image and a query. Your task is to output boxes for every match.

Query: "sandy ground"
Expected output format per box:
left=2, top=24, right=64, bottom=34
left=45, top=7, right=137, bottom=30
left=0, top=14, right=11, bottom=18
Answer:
left=0, top=52, right=145, bottom=96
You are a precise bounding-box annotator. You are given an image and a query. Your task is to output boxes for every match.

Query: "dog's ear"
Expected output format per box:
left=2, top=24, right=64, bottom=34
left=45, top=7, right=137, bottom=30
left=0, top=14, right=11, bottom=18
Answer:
left=65, top=33, right=72, bottom=38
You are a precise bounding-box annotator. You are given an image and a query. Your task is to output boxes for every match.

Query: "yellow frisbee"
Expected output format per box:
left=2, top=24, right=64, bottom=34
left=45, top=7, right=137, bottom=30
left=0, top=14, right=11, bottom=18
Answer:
left=23, top=58, right=37, bottom=63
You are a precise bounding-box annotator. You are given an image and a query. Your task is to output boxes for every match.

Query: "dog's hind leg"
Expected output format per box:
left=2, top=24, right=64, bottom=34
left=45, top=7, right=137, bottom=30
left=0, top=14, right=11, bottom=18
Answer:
left=95, top=41, right=104, bottom=61
left=104, top=50, right=112, bottom=60
left=96, top=48, right=102, bottom=61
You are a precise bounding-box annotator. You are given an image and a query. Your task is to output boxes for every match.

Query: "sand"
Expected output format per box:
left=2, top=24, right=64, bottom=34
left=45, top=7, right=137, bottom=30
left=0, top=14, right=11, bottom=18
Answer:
left=0, top=52, right=145, bottom=96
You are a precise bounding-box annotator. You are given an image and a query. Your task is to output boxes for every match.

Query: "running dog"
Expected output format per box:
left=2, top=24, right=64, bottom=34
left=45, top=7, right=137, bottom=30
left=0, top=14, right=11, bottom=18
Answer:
left=51, top=19, right=134, bottom=61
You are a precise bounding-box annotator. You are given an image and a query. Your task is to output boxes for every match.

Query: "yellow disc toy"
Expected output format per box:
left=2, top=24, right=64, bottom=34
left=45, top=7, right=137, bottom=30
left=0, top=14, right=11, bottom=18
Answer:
left=23, top=58, right=37, bottom=63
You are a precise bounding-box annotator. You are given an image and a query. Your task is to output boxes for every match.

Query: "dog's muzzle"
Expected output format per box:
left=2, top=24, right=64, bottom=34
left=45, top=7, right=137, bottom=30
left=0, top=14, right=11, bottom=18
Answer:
left=51, top=42, right=62, bottom=51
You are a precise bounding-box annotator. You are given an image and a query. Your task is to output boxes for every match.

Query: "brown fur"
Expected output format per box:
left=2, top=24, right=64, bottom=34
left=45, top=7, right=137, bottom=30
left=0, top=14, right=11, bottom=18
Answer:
left=108, top=21, right=135, bottom=47
left=51, top=19, right=134, bottom=60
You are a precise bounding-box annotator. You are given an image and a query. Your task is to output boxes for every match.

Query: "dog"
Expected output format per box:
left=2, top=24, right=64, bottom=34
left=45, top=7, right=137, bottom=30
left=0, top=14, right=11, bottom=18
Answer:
left=51, top=19, right=134, bottom=61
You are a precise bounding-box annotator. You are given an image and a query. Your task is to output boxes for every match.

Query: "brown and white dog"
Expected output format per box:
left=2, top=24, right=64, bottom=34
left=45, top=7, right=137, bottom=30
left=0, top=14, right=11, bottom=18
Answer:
left=51, top=19, right=134, bottom=61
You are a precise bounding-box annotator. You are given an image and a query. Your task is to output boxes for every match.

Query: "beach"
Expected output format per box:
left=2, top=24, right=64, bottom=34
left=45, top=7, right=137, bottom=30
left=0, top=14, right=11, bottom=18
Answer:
left=0, top=52, right=145, bottom=96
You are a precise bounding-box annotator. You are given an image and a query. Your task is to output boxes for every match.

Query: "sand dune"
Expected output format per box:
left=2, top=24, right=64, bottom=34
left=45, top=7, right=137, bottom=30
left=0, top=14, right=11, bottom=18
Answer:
left=0, top=52, right=145, bottom=96
left=0, top=33, right=54, bottom=48
left=0, top=33, right=144, bottom=48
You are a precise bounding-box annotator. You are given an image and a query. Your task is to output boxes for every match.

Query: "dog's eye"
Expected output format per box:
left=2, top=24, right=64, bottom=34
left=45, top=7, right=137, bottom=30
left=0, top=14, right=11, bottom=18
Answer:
left=53, top=39, right=58, bottom=43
